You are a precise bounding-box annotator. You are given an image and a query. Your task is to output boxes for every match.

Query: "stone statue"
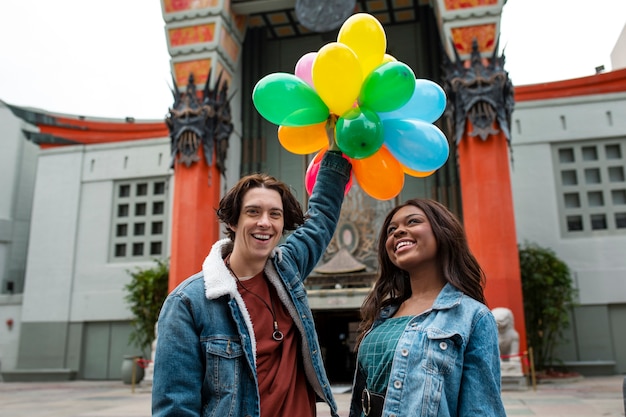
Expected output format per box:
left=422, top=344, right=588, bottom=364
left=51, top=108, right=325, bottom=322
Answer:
left=492, top=307, right=523, bottom=377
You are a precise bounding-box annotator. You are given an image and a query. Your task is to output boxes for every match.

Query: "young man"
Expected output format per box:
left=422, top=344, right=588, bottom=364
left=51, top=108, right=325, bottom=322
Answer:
left=152, top=124, right=351, bottom=417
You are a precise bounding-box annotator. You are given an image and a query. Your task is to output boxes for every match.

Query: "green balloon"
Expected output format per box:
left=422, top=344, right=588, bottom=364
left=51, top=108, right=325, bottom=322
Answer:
left=252, top=73, right=329, bottom=126
left=359, top=62, right=416, bottom=113
left=336, top=107, right=384, bottom=159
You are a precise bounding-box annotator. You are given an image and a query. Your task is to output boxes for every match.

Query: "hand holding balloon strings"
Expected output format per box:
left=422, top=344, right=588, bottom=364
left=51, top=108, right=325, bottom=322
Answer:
left=326, top=114, right=340, bottom=152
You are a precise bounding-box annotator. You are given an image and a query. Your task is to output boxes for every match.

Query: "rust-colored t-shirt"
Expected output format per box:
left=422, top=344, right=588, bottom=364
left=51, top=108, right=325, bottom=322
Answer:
left=237, top=272, right=316, bottom=417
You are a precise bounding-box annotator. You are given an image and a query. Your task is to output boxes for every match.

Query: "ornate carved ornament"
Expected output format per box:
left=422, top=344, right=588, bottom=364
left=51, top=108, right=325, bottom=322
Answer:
left=166, top=70, right=234, bottom=174
left=443, top=39, right=514, bottom=146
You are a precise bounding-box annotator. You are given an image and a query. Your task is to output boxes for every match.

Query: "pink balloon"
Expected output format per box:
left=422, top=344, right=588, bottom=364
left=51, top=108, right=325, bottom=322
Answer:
left=305, top=153, right=322, bottom=195
left=305, top=148, right=353, bottom=196
left=345, top=169, right=354, bottom=195
left=295, top=52, right=317, bottom=88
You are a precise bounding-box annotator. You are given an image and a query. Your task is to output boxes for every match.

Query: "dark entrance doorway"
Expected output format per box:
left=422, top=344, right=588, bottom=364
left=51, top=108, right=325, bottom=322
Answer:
left=313, top=309, right=361, bottom=384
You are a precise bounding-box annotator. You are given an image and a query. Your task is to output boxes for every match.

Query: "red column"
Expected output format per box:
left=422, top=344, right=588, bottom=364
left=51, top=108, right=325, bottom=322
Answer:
left=169, top=147, right=221, bottom=291
left=457, top=122, right=527, bottom=353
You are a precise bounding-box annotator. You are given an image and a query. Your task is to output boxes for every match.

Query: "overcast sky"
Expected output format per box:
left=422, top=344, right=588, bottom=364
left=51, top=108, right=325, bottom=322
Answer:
left=0, top=0, right=624, bottom=120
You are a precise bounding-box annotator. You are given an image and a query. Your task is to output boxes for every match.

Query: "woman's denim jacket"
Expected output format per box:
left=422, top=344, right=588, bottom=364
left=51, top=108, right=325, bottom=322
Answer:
left=350, top=283, right=507, bottom=417
left=152, top=152, right=350, bottom=417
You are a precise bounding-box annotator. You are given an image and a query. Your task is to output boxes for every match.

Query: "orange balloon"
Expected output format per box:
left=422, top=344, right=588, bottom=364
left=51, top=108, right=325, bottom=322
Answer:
left=353, top=146, right=404, bottom=200
left=278, top=122, right=328, bottom=154
left=402, top=164, right=435, bottom=178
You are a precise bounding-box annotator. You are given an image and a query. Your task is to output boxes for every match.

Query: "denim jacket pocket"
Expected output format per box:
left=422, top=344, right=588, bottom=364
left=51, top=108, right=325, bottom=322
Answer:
left=423, top=330, right=462, bottom=375
left=204, top=337, right=244, bottom=390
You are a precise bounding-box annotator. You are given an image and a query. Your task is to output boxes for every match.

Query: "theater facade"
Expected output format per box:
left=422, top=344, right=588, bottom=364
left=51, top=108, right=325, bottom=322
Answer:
left=1, top=1, right=625, bottom=381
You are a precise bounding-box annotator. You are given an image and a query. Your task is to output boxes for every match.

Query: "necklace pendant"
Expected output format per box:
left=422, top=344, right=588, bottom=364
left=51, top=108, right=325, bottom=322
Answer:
left=272, top=330, right=284, bottom=341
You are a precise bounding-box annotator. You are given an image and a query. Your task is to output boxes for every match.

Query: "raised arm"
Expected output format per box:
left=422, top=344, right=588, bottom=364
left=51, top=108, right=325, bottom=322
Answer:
left=280, top=116, right=352, bottom=279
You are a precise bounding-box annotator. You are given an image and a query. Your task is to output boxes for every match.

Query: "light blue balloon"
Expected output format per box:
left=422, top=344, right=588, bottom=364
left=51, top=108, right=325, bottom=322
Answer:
left=383, top=118, right=450, bottom=172
left=378, top=79, right=446, bottom=123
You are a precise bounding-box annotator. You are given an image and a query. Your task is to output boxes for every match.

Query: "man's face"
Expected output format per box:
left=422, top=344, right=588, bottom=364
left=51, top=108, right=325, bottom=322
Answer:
left=230, top=187, right=284, bottom=263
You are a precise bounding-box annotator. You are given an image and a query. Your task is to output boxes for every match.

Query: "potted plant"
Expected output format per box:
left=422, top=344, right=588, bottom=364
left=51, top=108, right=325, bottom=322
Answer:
left=518, top=242, right=578, bottom=378
left=123, top=258, right=169, bottom=384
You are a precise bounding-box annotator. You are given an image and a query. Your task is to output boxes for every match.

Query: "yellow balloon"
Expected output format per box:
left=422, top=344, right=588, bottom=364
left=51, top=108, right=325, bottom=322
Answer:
left=353, top=146, right=404, bottom=200
left=338, top=13, right=386, bottom=80
left=278, top=122, right=328, bottom=155
left=312, top=43, right=363, bottom=116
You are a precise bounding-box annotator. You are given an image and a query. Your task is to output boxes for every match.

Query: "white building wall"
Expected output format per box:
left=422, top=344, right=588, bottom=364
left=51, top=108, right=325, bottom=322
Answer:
left=0, top=296, right=22, bottom=373
left=21, top=147, right=83, bottom=322
left=71, top=138, right=171, bottom=321
left=0, top=102, right=38, bottom=372
left=0, top=103, right=21, bottom=222
left=0, top=103, right=38, bottom=293
left=511, top=92, right=626, bottom=306
left=22, top=138, right=172, bottom=325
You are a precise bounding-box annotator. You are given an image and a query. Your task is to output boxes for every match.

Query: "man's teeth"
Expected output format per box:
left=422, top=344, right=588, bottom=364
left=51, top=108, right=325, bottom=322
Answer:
left=253, top=234, right=270, bottom=240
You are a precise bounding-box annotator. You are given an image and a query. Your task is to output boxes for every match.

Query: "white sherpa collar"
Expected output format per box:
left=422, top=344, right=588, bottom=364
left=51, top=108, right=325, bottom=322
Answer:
left=201, top=238, right=256, bottom=360
left=200, top=238, right=284, bottom=364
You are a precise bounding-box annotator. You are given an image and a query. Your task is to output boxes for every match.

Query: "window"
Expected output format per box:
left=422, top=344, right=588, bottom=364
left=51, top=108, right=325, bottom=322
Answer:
left=553, top=140, right=626, bottom=236
left=110, top=177, right=169, bottom=261
left=154, top=181, right=165, bottom=195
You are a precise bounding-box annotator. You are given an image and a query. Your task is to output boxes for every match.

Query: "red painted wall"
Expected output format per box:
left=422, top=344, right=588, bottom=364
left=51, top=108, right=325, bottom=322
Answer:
left=458, top=125, right=528, bottom=356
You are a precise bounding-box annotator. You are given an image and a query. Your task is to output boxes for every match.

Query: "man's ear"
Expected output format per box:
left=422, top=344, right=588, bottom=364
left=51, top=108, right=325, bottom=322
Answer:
left=228, top=224, right=238, bottom=234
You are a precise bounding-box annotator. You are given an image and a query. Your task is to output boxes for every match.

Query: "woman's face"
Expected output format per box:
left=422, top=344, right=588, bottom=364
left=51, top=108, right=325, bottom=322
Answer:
left=384, top=205, right=438, bottom=272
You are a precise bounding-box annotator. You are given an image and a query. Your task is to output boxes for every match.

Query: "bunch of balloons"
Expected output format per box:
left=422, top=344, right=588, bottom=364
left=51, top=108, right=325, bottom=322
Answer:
left=252, top=13, right=448, bottom=200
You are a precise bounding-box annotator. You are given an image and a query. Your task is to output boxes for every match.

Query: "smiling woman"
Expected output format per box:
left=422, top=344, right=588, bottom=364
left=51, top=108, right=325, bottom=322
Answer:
left=349, top=198, right=506, bottom=417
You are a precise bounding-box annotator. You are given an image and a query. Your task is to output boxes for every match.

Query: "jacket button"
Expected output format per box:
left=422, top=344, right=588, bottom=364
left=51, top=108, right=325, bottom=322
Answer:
left=393, top=380, right=402, bottom=389
left=401, top=349, right=409, bottom=356
left=439, top=341, right=448, bottom=350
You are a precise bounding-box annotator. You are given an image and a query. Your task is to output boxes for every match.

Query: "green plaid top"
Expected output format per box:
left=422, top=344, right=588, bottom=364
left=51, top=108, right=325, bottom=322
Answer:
left=358, top=315, right=415, bottom=393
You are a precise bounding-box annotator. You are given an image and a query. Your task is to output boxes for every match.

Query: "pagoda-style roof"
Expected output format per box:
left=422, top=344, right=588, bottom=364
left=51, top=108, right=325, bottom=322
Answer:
left=314, top=248, right=367, bottom=274
left=515, top=67, right=626, bottom=102
left=6, top=102, right=168, bottom=148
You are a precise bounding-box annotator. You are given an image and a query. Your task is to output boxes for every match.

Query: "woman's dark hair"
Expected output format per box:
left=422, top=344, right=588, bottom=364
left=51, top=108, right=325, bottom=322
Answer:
left=356, top=198, right=486, bottom=347
left=217, top=173, right=304, bottom=240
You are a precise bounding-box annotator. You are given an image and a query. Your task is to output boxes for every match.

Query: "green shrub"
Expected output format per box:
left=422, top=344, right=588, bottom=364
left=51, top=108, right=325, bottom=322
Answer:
left=124, top=259, right=169, bottom=352
left=519, top=242, right=577, bottom=371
